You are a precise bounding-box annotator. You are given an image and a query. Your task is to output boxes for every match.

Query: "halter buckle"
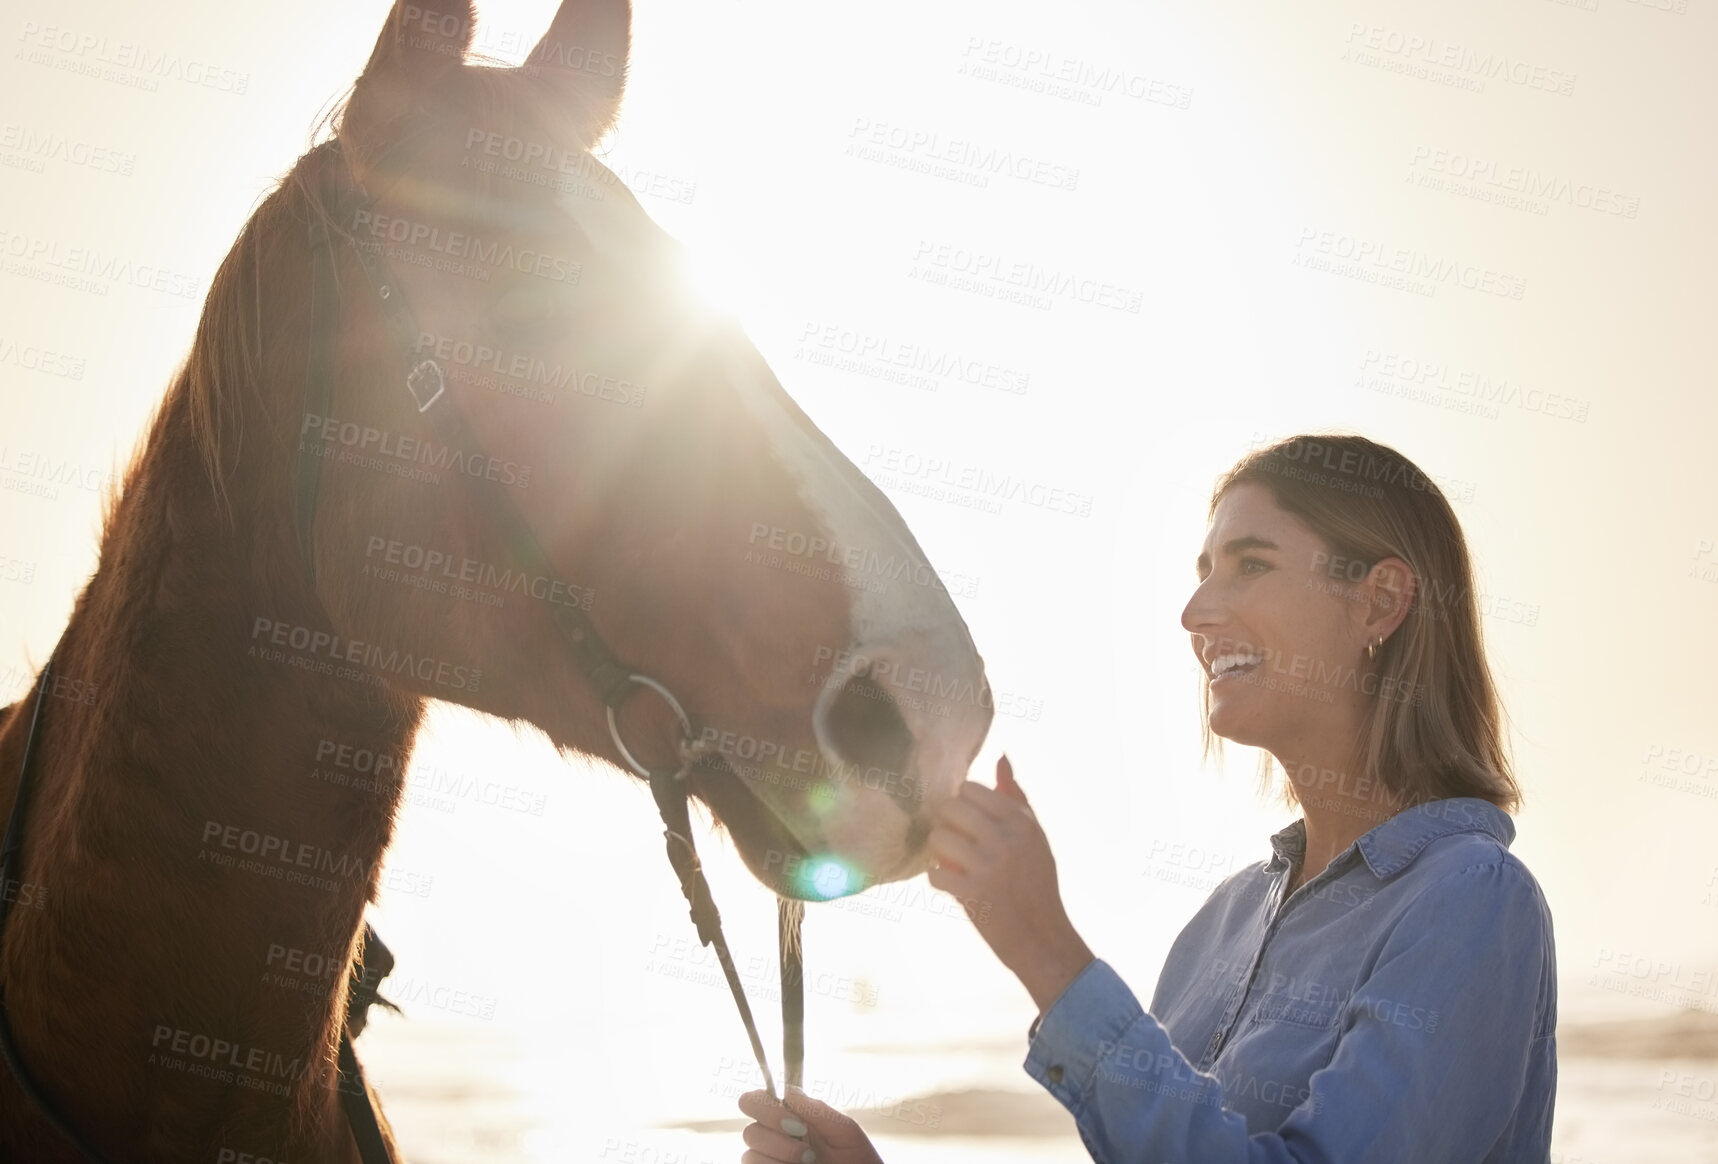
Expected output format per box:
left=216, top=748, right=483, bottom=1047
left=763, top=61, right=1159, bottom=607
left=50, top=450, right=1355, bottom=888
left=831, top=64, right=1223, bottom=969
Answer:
left=406, top=360, right=445, bottom=413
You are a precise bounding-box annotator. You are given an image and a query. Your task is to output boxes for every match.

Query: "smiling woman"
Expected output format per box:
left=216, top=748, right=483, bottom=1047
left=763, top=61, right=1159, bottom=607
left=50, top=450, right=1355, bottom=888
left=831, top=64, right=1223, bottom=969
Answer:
left=1192, top=434, right=1519, bottom=829
left=737, top=433, right=1557, bottom=1164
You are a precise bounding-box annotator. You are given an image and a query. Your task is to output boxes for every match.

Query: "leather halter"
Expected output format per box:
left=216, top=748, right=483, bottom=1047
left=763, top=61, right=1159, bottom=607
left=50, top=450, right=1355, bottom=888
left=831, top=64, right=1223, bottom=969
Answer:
left=0, top=140, right=807, bottom=1162
left=294, top=142, right=809, bottom=1153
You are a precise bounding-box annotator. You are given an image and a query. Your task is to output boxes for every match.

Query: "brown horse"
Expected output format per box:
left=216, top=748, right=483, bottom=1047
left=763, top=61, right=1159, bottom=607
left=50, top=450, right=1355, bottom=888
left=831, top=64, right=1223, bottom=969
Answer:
left=0, top=1, right=991, bottom=1159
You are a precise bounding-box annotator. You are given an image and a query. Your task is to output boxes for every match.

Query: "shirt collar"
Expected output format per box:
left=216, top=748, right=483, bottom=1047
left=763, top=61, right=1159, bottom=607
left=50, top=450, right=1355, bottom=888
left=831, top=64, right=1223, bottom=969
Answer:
left=1265, top=797, right=1515, bottom=881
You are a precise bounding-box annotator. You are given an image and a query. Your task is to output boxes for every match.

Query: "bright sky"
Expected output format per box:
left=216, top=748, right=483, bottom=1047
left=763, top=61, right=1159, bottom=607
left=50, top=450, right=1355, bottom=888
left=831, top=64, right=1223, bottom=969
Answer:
left=3, top=0, right=1716, bottom=1156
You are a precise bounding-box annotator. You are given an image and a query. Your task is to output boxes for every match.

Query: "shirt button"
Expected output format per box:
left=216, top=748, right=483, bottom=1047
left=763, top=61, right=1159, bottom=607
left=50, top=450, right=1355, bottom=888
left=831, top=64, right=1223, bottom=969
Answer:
left=1047, top=1065, right=1065, bottom=1084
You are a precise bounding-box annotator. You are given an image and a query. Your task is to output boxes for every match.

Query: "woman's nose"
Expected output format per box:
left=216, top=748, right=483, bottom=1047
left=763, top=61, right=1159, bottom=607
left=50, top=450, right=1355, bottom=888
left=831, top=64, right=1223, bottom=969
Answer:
left=1181, top=577, right=1220, bottom=635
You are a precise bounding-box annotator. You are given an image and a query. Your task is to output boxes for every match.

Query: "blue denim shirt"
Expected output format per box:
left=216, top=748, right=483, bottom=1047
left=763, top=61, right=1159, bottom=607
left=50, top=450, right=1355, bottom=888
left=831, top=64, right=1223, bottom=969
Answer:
left=1023, top=797, right=1557, bottom=1162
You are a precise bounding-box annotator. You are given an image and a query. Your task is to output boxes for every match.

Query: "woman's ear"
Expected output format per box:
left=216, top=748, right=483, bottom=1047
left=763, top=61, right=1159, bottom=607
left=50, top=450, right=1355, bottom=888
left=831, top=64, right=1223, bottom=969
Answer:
left=1357, top=557, right=1418, bottom=646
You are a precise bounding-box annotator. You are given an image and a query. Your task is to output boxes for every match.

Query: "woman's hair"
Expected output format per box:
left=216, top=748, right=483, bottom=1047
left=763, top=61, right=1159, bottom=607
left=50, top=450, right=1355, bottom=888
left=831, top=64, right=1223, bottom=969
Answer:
left=1201, top=433, right=1519, bottom=814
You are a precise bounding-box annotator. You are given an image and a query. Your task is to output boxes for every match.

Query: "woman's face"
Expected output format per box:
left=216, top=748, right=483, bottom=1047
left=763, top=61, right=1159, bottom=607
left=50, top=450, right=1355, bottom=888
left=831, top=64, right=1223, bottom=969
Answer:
left=1180, top=482, right=1370, bottom=757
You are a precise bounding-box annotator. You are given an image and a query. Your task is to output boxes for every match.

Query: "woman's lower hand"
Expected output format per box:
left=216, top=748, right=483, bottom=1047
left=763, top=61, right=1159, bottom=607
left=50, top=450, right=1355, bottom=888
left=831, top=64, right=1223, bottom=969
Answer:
left=737, top=1085, right=885, bottom=1164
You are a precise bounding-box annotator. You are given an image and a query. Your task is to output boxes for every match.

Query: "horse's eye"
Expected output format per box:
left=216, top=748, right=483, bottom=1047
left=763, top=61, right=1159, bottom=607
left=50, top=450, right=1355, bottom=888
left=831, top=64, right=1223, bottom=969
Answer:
left=489, top=283, right=571, bottom=341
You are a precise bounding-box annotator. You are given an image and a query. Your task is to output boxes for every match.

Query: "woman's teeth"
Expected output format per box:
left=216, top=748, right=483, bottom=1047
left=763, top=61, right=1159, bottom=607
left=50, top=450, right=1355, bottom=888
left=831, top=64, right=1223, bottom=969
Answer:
left=1212, top=652, right=1264, bottom=678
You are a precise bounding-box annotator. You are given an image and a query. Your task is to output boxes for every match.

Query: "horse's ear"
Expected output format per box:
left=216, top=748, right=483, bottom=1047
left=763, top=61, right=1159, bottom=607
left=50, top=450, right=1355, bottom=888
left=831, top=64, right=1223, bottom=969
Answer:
left=343, top=1, right=479, bottom=164
left=521, top=0, right=631, bottom=145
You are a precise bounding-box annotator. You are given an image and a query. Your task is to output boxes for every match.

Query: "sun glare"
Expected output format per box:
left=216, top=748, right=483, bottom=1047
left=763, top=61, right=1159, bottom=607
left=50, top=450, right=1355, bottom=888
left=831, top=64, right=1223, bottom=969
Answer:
left=678, top=234, right=775, bottom=333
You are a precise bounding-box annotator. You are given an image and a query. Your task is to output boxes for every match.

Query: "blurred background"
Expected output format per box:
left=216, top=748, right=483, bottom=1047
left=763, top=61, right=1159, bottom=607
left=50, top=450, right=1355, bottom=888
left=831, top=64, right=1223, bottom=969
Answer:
left=2, top=0, right=1715, bottom=1159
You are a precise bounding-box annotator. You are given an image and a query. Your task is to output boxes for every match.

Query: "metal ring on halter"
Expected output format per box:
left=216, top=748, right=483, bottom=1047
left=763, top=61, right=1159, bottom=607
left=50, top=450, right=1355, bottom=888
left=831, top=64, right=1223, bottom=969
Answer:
left=606, top=672, right=696, bottom=778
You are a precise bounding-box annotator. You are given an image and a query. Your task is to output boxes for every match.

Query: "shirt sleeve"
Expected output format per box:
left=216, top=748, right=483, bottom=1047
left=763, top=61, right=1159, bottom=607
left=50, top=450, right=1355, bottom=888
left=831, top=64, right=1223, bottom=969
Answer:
left=1022, top=860, right=1554, bottom=1163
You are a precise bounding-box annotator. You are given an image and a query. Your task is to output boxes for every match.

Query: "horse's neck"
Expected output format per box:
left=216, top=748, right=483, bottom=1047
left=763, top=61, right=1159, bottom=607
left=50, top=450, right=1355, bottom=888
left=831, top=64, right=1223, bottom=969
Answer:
left=1, top=392, right=421, bottom=1154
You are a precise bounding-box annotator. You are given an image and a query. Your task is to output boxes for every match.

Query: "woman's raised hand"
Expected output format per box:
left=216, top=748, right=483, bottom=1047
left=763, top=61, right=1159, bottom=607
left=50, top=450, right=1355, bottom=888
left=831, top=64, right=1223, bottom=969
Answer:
left=926, top=755, right=1095, bottom=1014
left=736, top=1085, right=885, bottom=1164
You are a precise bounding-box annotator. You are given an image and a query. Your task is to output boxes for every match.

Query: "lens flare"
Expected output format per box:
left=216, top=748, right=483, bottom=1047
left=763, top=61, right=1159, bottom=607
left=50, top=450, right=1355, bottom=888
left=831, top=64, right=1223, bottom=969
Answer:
left=794, top=854, right=859, bottom=901
left=806, top=784, right=840, bottom=816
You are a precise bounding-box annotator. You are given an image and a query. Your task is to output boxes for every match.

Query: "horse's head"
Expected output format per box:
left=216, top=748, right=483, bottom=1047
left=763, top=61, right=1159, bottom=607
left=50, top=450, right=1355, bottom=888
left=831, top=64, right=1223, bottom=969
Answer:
left=287, top=0, right=990, bottom=899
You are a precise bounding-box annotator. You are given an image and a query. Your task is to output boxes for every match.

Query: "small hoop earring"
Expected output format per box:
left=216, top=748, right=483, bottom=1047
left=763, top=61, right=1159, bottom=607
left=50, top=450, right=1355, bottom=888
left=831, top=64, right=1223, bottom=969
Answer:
left=1367, top=636, right=1382, bottom=660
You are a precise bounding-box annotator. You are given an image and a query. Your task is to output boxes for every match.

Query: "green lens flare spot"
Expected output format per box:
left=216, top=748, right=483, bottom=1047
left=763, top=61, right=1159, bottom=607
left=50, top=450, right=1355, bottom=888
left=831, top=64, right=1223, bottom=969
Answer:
left=806, top=785, right=840, bottom=816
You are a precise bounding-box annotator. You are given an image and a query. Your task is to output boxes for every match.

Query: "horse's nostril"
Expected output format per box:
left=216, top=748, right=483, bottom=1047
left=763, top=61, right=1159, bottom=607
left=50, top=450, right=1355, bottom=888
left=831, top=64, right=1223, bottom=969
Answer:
left=817, top=667, right=916, bottom=808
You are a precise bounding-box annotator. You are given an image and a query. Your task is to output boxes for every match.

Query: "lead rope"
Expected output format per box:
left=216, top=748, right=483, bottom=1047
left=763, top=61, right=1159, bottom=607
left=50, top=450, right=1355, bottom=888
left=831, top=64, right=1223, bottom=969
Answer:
left=646, top=741, right=804, bottom=1103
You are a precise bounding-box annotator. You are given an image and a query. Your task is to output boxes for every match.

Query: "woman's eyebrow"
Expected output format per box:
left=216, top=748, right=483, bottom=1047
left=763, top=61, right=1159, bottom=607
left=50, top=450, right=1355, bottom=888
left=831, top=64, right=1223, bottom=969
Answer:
left=1196, top=535, right=1281, bottom=575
